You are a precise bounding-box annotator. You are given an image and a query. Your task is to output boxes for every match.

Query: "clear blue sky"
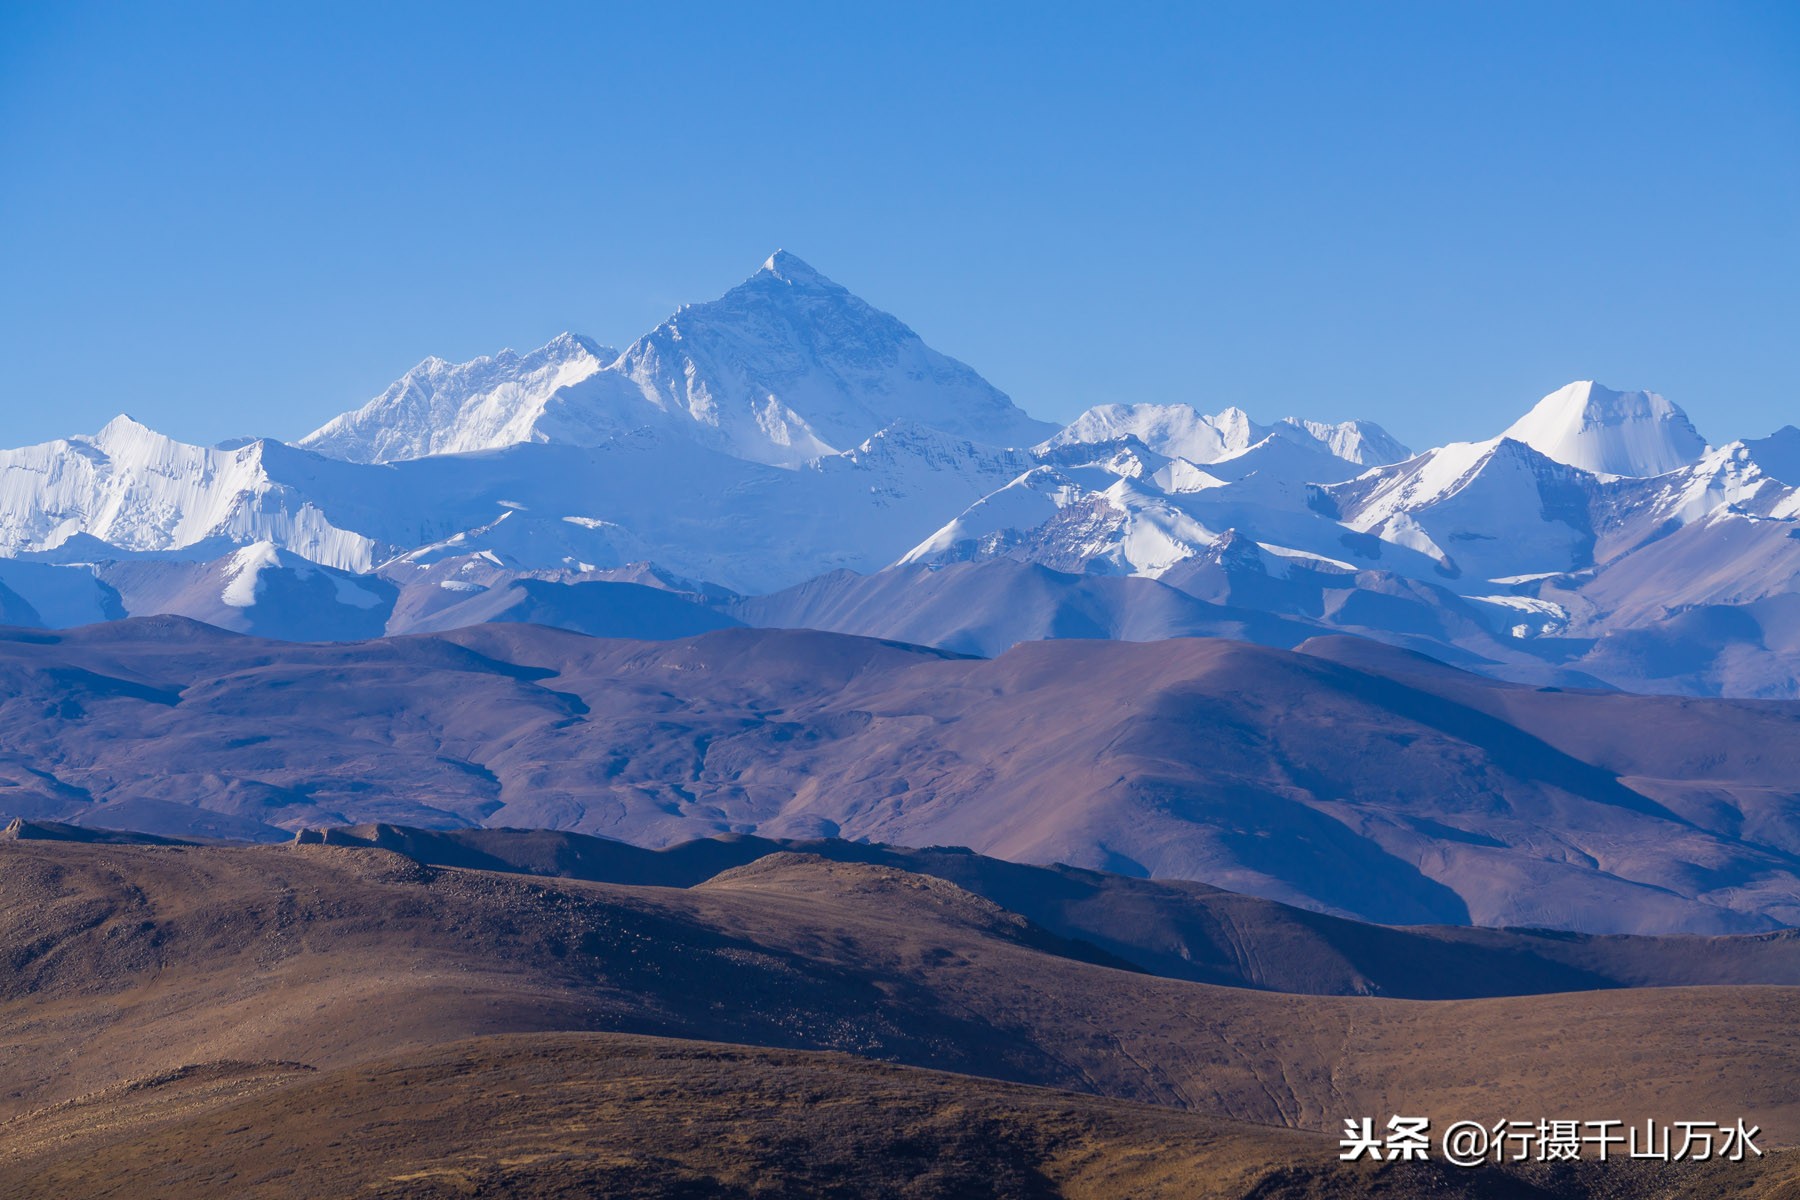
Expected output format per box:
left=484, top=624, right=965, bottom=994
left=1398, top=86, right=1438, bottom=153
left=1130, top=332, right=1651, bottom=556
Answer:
left=2, top=1, right=1796, bottom=452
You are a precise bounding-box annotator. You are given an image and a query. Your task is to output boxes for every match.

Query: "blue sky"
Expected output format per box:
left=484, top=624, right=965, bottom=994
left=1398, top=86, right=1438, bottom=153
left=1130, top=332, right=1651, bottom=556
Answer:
left=2, top=1, right=1796, bottom=451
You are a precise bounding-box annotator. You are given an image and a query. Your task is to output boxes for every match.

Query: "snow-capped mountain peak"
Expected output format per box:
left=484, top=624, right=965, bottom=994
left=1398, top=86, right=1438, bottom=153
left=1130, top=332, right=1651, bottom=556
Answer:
left=1043, top=403, right=1247, bottom=464
left=1209, top=406, right=1261, bottom=452
left=1045, top=403, right=1410, bottom=468
left=301, top=252, right=1056, bottom=471
left=299, top=331, right=617, bottom=464
left=14, top=248, right=1800, bottom=702
left=757, top=248, right=834, bottom=287
left=1502, top=381, right=1707, bottom=477
left=1283, top=417, right=1412, bottom=466
left=87, top=413, right=154, bottom=445
left=542, top=330, right=615, bottom=360
left=0, top=418, right=381, bottom=570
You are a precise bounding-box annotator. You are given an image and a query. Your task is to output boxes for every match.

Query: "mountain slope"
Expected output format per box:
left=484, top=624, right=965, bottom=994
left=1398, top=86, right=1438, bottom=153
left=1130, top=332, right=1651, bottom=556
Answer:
left=4, top=836, right=1799, bottom=1173
left=1044, top=403, right=1411, bottom=467
left=731, top=560, right=1323, bottom=657
left=8, top=1033, right=1469, bottom=1200
left=391, top=577, right=741, bottom=639
left=7, top=619, right=1800, bottom=933
left=298, top=821, right=1800, bottom=1001
left=1320, top=437, right=1598, bottom=582
left=1502, top=381, right=1708, bottom=477
left=2, top=244, right=1798, bottom=702
left=0, top=417, right=383, bottom=569
left=297, top=332, right=617, bottom=463
left=301, top=252, right=1056, bottom=469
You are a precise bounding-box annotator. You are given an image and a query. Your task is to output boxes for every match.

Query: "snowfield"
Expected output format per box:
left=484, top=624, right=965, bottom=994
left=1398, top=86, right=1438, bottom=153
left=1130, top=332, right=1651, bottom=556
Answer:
left=4, top=250, right=1800, bottom=697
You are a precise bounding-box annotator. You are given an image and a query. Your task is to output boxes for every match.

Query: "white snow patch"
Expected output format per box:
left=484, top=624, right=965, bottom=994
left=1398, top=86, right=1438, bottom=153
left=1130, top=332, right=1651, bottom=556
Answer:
left=221, top=542, right=293, bottom=608
left=1502, top=381, right=1707, bottom=477
left=1489, top=571, right=1565, bottom=585
left=331, top=574, right=384, bottom=610
left=1257, top=543, right=1358, bottom=572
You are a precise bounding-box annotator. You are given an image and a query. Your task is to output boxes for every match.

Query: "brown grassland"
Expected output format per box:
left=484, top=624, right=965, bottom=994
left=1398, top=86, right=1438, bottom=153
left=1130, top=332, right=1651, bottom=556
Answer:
left=2, top=838, right=1797, bottom=1197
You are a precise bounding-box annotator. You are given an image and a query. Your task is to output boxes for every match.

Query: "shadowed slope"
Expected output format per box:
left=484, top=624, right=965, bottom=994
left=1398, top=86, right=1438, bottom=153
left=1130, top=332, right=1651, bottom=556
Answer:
left=303, top=821, right=1800, bottom=1000
left=4, top=839, right=1800, bottom=1158
left=7, top=619, right=1800, bottom=931
left=7, top=1032, right=1796, bottom=1200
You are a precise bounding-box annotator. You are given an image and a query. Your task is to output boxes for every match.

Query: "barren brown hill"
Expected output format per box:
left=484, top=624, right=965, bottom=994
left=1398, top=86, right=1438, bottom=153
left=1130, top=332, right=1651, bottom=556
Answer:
left=7, top=1033, right=1797, bottom=1200
left=299, top=821, right=1800, bottom=1000
left=8, top=619, right=1800, bottom=932
left=2, top=836, right=1798, bottom=1200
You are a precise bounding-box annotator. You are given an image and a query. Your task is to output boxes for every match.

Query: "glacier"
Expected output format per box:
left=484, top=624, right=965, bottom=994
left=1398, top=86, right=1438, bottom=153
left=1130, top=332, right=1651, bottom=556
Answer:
left=2, top=250, right=1799, bottom=698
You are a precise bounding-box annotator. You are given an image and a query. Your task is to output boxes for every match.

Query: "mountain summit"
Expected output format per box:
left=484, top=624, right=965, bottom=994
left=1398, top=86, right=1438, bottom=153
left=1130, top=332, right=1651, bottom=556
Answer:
left=757, top=248, right=833, bottom=286
left=300, top=333, right=618, bottom=464
left=300, top=252, right=1057, bottom=468
left=1501, top=381, right=1707, bottom=477
left=6, top=249, right=1798, bottom=701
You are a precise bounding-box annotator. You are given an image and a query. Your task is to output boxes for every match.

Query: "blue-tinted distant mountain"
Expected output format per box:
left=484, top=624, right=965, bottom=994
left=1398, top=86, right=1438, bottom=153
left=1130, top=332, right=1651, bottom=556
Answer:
left=1501, top=380, right=1708, bottom=477
left=300, top=252, right=1056, bottom=468
left=393, top=577, right=741, bottom=640
left=1744, top=426, right=1800, bottom=486
left=6, top=619, right=1800, bottom=934
left=3, top=253, right=1800, bottom=697
left=734, top=560, right=1342, bottom=658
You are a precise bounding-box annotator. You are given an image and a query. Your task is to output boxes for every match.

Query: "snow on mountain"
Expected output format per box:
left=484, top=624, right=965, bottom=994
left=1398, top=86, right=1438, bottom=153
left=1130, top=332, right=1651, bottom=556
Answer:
left=0, top=411, right=1033, bottom=601
left=731, top=560, right=1323, bottom=658
left=901, top=424, right=1423, bottom=587
left=391, top=506, right=658, bottom=577
left=8, top=409, right=1034, bottom=598
left=1501, top=381, right=1708, bottom=477
left=301, top=251, right=1056, bottom=469
left=789, top=420, right=1036, bottom=511
left=1284, top=417, right=1412, bottom=466
left=1044, top=404, right=1260, bottom=463
left=898, top=467, right=1061, bottom=562
left=353, top=421, right=1035, bottom=594
left=1197, top=427, right=1370, bottom=487
left=1743, top=426, right=1800, bottom=487
left=1044, top=403, right=1410, bottom=467
left=1536, top=443, right=1800, bottom=629
left=93, top=541, right=396, bottom=641
left=299, top=333, right=617, bottom=464
left=3, top=230, right=1797, bottom=700
left=0, top=416, right=382, bottom=570
left=1597, top=441, right=1800, bottom=553
left=1320, top=437, right=1597, bottom=582
left=0, top=254, right=1421, bottom=604
left=571, top=251, right=1058, bottom=465
left=899, top=465, right=1228, bottom=578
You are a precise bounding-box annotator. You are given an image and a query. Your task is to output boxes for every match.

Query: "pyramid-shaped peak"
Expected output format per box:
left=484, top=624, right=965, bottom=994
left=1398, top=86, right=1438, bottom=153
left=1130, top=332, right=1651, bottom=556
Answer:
left=1517, top=381, right=1687, bottom=430
left=757, top=249, right=838, bottom=289
left=540, top=331, right=614, bottom=361
left=87, top=413, right=168, bottom=452
left=96, top=413, right=149, bottom=436
left=1502, top=380, right=1706, bottom=477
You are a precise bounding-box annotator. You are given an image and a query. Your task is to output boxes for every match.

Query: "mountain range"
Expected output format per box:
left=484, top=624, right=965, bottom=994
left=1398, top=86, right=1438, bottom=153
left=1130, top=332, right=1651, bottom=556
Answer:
left=10, top=617, right=1800, bottom=935
left=4, top=828, right=1799, bottom=1196
left=7, top=251, right=1800, bottom=697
